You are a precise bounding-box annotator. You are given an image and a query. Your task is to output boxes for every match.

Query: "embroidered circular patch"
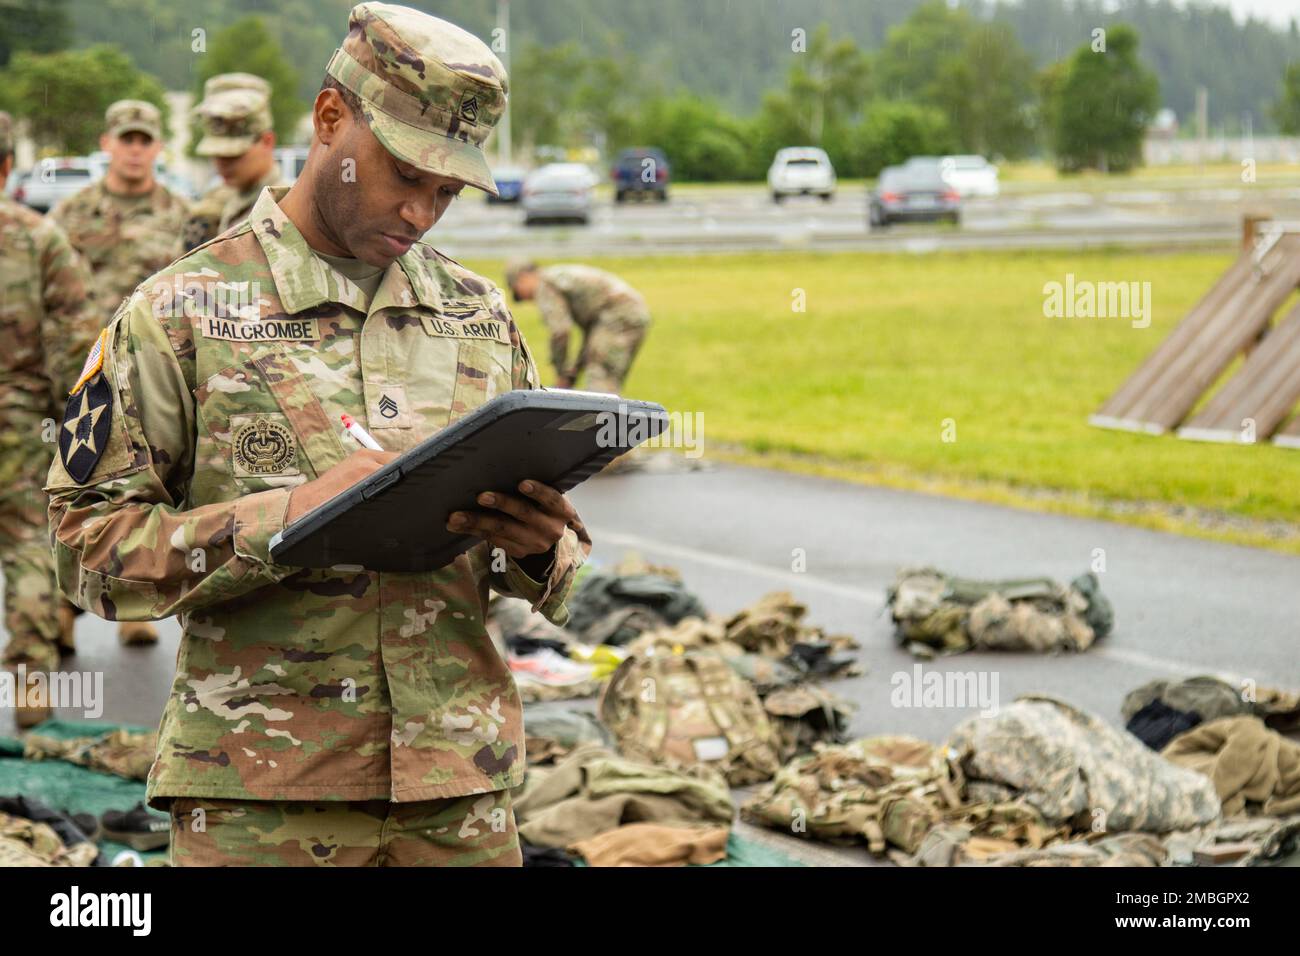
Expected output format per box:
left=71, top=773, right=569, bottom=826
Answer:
left=233, top=417, right=297, bottom=476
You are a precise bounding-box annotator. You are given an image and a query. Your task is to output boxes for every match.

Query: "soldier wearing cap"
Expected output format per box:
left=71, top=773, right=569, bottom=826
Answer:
left=47, top=3, right=590, bottom=866
left=50, top=100, right=189, bottom=649
left=0, top=112, right=103, bottom=727
left=505, top=259, right=652, bottom=392
left=182, top=73, right=286, bottom=252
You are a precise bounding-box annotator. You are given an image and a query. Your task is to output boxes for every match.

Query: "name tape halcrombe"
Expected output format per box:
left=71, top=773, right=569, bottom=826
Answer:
left=202, top=317, right=319, bottom=342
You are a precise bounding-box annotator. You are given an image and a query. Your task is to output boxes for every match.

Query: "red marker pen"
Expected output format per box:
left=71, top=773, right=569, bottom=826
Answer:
left=340, top=413, right=383, bottom=451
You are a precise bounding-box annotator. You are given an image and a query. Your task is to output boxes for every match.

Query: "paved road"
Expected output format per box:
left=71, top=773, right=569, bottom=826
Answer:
left=432, top=180, right=1300, bottom=256
left=6, top=460, right=1296, bottom=865
left=9, top=460, right=1297, bottom=741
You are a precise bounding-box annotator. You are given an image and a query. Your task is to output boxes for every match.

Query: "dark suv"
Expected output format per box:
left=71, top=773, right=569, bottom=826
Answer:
left=612, top=147, right=669, bottom=203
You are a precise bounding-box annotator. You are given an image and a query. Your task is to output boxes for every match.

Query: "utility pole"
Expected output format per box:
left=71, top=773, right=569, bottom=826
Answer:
left=497, top=0, right=512, bottom=165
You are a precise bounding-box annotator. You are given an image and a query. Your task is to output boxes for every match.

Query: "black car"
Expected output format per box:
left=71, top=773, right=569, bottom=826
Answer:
left=612, top=147, right=669, bottom=203
left=869, top=164, right=961, bottom=228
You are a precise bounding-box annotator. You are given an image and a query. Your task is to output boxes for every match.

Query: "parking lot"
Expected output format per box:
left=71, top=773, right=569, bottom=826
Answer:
left=432, top=177, right=1300, bottom=257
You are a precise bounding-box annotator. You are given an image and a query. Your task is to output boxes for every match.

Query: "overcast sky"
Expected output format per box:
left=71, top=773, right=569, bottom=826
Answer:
left=1215, top=0, right=1298, bottom=27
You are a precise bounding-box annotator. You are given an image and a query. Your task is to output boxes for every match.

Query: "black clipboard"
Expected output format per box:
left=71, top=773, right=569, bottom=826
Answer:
left=268, top=390, right=668, bottom=572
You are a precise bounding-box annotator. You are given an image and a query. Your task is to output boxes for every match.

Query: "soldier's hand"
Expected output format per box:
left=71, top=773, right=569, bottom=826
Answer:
left=285, top=450, right=399, bottom=524
left=446, top=479, right=588, bottom=559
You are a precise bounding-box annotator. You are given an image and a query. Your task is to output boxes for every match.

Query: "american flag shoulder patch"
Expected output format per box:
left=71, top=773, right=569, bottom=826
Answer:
left=71, top=328, right=109, bottom=396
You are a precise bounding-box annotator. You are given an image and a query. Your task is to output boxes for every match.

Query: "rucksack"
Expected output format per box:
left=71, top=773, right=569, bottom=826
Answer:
left=598, top=649, right=782, bottom=785
left=887, top=568, right=1113, bottom=656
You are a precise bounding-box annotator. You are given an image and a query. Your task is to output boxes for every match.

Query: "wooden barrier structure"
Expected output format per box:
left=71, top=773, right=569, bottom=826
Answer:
left=1090, top=217, right=1300, bottom=441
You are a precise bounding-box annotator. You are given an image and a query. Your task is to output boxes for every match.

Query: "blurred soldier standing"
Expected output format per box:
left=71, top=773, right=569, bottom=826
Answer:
left=47, top=2, right=589, bottom=866
left=505, top=261, right=651, bottom=392
left=181, top=73, right=285, bottom=252
left=51, top=99, right=189, bottom=648
left=0, top=112, right=102, bottom=727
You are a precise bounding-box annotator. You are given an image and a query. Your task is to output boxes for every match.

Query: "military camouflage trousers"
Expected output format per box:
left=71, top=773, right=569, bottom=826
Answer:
left=169, top=790, right=522, bottom=867
left=579, top=306, right=650, bottom=394
left=0, top=458, right=59, bottom=671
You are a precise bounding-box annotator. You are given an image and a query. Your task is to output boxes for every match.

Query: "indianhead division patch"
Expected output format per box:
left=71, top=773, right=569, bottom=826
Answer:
left=59, top=372, right=113, bottom=483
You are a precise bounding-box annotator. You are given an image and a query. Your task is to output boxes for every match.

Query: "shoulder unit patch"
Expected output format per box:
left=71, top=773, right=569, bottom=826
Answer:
left=59, top=372, right=113, bottom=483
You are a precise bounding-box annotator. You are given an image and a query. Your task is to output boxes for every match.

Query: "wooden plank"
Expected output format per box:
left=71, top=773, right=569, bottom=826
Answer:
left=1091, top=235, right=1300, bottom=433
left=1179, top=300, right=1300, bottom=442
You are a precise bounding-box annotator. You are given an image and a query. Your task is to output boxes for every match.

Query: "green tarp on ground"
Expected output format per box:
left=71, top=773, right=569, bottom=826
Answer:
left=2, top=720, right=804, bottom=867
left=0, top=718, right=163, bottom=864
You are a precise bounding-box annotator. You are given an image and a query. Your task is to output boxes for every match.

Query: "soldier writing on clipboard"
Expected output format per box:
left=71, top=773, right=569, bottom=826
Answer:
left=46, top=3, right=590, bottom=866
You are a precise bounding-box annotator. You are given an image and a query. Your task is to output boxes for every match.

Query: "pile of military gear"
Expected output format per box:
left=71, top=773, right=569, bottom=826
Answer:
left=0, top=806, right=100, bottom=868
left=624, top=591, right=861, bottom=681
left=743, top=695, right=1225, bottom=866
left=512, top=743, right=734, bottom=849
left=1161, top=715, right=1300, bottom=817
left=22, top=727, right=156, bottom=782
left=887, top=567, right=1113, bottom=658
left=523, top=708, right=615, bottom=765
left=948, top=696, right=1219, bottom=833
left=1122, top=675, right=1300, bottom=750
left=598, top=649, right=782, bottom=785
left=564, top=561, right=707, bottom=646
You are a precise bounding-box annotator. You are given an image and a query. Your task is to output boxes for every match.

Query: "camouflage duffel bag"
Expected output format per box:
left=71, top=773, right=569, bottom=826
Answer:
left=598, top=650, right=782, bottom=785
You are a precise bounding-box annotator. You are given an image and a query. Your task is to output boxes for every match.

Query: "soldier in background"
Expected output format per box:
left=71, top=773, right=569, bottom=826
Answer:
left=182, top=73, right=285, bottom=252
left=0, top=112, right=103, bottom=727
left=51, top=99, right=189, bottom=648
left=505, top=260, right=651, bottom=393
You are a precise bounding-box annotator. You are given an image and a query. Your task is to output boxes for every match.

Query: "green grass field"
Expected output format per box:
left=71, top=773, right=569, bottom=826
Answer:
left=468, top=248, right=1300, bottom=552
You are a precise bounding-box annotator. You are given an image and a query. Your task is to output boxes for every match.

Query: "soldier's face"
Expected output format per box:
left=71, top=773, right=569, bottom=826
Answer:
left=214, top=133, right=275, bottom=191
left=511, top=271, right=539, bottom=302
left=316, top=106, right=466, bottom=268
left=103, top=131, right=161, bottom=184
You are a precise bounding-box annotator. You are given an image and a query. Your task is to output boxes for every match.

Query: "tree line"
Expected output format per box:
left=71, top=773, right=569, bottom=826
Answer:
left=2, top=0, right=1298, bottom=179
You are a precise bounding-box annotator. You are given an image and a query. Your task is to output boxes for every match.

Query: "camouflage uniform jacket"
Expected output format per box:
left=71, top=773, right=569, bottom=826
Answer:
left=0, top=197, right=100, bottom=485
left=46, top=186, right=587, bottom=807
left=535, top=264, right=649, bottom=374
left=51, top=178, right=188, bottom=320
left=182, top=167, right=286, bottom=252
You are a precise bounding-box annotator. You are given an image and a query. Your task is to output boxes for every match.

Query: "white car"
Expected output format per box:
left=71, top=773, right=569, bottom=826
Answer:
left=521, top=163, right=595, bottom=225
left=767, top=147, right=836, bottom=202
left=938, top=155, right=999, bottom=199
left=16, top=157, right=97, bottom=212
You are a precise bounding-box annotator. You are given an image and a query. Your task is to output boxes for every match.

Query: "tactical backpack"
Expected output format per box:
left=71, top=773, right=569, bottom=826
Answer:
left=887, top=568, right=1114, bottom=656
left=598, top=649, right=782, bottom=785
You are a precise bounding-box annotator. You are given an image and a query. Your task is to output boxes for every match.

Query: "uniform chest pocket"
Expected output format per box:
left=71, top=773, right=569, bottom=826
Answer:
left=419, top=304, right=516, bottom=422
left=196, top=347, right=348, bottom=492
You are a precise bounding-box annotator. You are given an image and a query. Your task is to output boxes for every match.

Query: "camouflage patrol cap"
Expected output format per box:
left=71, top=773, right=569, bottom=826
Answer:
left=0, top=112, right=12, bottom=154
left=325, top=2, right=508, bottom=195
left=203, top=72, right=272, bottom=100
left=106, top=99, right=162, bottom=141
left=195, top=88, right=274, bottom=157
